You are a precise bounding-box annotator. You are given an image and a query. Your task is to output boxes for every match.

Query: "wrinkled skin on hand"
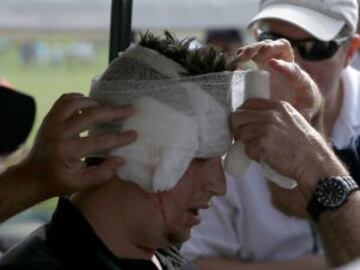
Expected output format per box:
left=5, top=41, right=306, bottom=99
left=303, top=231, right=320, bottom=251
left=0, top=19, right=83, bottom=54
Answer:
left=235, top=39, right=323, bottom=123
left=21, top=93, right=137, bottom=197
left=232, top=40, right=324, bottom=216
left=231, top=99, right=337, bottom=214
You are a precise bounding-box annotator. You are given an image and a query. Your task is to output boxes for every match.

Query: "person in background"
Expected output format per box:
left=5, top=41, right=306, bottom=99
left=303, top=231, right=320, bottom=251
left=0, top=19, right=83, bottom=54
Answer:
left=233, top=97, right=360, bottom=268
left=351, top=0, right=360, bottom=69
left=182, top=0, right=360, bottom=269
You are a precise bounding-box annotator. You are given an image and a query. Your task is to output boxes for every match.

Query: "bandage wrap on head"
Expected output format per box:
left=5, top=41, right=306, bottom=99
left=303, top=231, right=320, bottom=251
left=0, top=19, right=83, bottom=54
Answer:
left=90, top=44, right=297, bottom=192
left=90, top=45, right=237, bottom=192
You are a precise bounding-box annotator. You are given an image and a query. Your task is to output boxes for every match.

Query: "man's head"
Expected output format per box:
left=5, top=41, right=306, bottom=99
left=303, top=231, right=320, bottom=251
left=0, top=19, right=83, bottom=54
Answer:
left=75, top=32, right=231, bottom=253
left=248, top=0, right=360, bottom=99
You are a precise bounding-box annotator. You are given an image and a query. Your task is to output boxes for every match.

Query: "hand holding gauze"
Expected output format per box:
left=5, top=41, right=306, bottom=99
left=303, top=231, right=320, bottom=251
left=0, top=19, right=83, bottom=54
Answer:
left=224, top=70, right=297, bottom=189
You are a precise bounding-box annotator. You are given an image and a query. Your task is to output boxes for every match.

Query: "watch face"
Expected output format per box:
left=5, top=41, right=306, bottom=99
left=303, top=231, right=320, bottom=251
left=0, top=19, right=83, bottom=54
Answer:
left=316, top=178, right=347, bottom=208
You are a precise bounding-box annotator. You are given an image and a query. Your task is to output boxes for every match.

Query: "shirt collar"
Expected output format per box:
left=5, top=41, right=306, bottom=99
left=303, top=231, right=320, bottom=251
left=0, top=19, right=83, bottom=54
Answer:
left=47, top=197, right=160, bottom=270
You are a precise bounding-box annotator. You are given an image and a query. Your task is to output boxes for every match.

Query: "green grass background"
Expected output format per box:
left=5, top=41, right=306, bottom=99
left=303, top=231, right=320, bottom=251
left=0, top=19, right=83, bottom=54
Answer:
left=0, top=37, right=109, bottom=219
left=1, top=40, right=108, bottom=144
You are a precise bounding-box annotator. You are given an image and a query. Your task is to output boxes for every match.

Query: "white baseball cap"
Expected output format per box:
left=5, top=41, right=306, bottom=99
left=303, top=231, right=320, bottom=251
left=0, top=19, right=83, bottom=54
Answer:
left=248, top=0, right=359, bottom=41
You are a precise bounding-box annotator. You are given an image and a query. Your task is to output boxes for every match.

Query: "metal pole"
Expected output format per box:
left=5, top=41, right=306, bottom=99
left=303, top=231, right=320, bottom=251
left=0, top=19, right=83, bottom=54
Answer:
left=109, top=0, right=133, bottom=63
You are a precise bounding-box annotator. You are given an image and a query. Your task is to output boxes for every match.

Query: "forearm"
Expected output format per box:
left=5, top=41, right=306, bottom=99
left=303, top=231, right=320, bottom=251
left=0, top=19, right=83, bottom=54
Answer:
left=0, top=162, right=47, bottom=223
left=316, top=192, right=360, bottom=267
left=298, top=148, right=360, bottom=266
left=195, top=256, right=327, bottom=270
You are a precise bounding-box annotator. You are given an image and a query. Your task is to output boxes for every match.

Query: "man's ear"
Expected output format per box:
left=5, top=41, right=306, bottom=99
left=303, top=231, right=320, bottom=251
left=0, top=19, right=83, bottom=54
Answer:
left=344, top=34, right=360, bottom=66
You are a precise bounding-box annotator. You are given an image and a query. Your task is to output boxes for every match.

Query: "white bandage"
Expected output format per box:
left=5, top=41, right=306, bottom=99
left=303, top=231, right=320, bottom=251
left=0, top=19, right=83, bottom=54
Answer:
left=90, top=45, right=234, bottom=192
left=90, top=45, right=296, bottom=192
left=110, top=97, right=199, bottom=192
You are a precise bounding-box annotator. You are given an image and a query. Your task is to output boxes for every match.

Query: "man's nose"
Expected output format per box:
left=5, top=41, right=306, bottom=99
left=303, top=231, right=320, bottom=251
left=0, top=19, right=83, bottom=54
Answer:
left=205, top=158, right=226, bottom=196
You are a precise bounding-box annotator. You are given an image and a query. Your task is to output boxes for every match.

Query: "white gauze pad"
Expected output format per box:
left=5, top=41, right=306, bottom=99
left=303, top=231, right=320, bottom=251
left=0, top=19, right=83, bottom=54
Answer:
left=110, top=96, right=199, bottom=192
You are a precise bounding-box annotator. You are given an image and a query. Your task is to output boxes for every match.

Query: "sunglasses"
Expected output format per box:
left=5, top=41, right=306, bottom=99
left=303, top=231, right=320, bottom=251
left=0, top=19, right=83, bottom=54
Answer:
left=257, top=31, right=349, bottom=61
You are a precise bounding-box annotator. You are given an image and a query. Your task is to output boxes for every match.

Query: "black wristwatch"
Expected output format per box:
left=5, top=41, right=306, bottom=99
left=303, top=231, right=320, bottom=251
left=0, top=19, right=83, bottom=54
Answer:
left=307, top=176, right=359, bottom=221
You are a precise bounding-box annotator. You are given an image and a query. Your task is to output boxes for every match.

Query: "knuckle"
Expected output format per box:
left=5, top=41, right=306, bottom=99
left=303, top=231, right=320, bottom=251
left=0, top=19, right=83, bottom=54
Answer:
left=278, top=38, right=291, bottom=48
left=60, top=98, right=80, bottom=111
left=261, top=39, right=273, bottom=46
left=241, top=48, right=252, bottom=57
left=257, top=43, right=270, bottom=55
left=58, top=93, right=80, bottom=104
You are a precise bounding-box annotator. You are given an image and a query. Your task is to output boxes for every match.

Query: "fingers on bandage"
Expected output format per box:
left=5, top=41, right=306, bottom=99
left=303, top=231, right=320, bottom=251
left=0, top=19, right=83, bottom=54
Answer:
left=235, top=39, right=294, bottom=66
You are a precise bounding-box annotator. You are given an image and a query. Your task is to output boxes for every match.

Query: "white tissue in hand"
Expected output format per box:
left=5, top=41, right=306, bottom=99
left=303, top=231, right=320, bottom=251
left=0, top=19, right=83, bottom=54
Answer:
left=224, top=70, right=270, bottom=176
left=223, top=141, right=251, bottom=177
left=110, top=96, right=199, bottom=192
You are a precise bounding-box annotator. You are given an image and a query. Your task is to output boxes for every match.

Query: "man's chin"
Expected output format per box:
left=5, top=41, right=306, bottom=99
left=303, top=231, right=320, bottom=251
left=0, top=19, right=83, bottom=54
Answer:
left=167, top=230, right=191, bottom=245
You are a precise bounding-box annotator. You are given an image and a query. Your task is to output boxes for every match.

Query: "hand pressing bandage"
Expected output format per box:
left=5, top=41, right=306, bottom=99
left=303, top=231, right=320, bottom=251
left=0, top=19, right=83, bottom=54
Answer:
left=235, top=38, right=322, bottom=122
left=225, top=70, right=297, bottom=189
left=226, top=39, right=323, bottom=189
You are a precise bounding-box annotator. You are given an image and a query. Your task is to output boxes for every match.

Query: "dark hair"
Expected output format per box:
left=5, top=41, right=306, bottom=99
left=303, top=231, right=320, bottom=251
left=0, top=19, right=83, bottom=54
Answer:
left=139, top=31, right=236, bottom=76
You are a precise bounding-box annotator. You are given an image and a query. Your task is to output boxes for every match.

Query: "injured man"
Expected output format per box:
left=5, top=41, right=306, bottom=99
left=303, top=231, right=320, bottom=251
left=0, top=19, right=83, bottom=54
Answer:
left=0, top=32, right=320, bottom=270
